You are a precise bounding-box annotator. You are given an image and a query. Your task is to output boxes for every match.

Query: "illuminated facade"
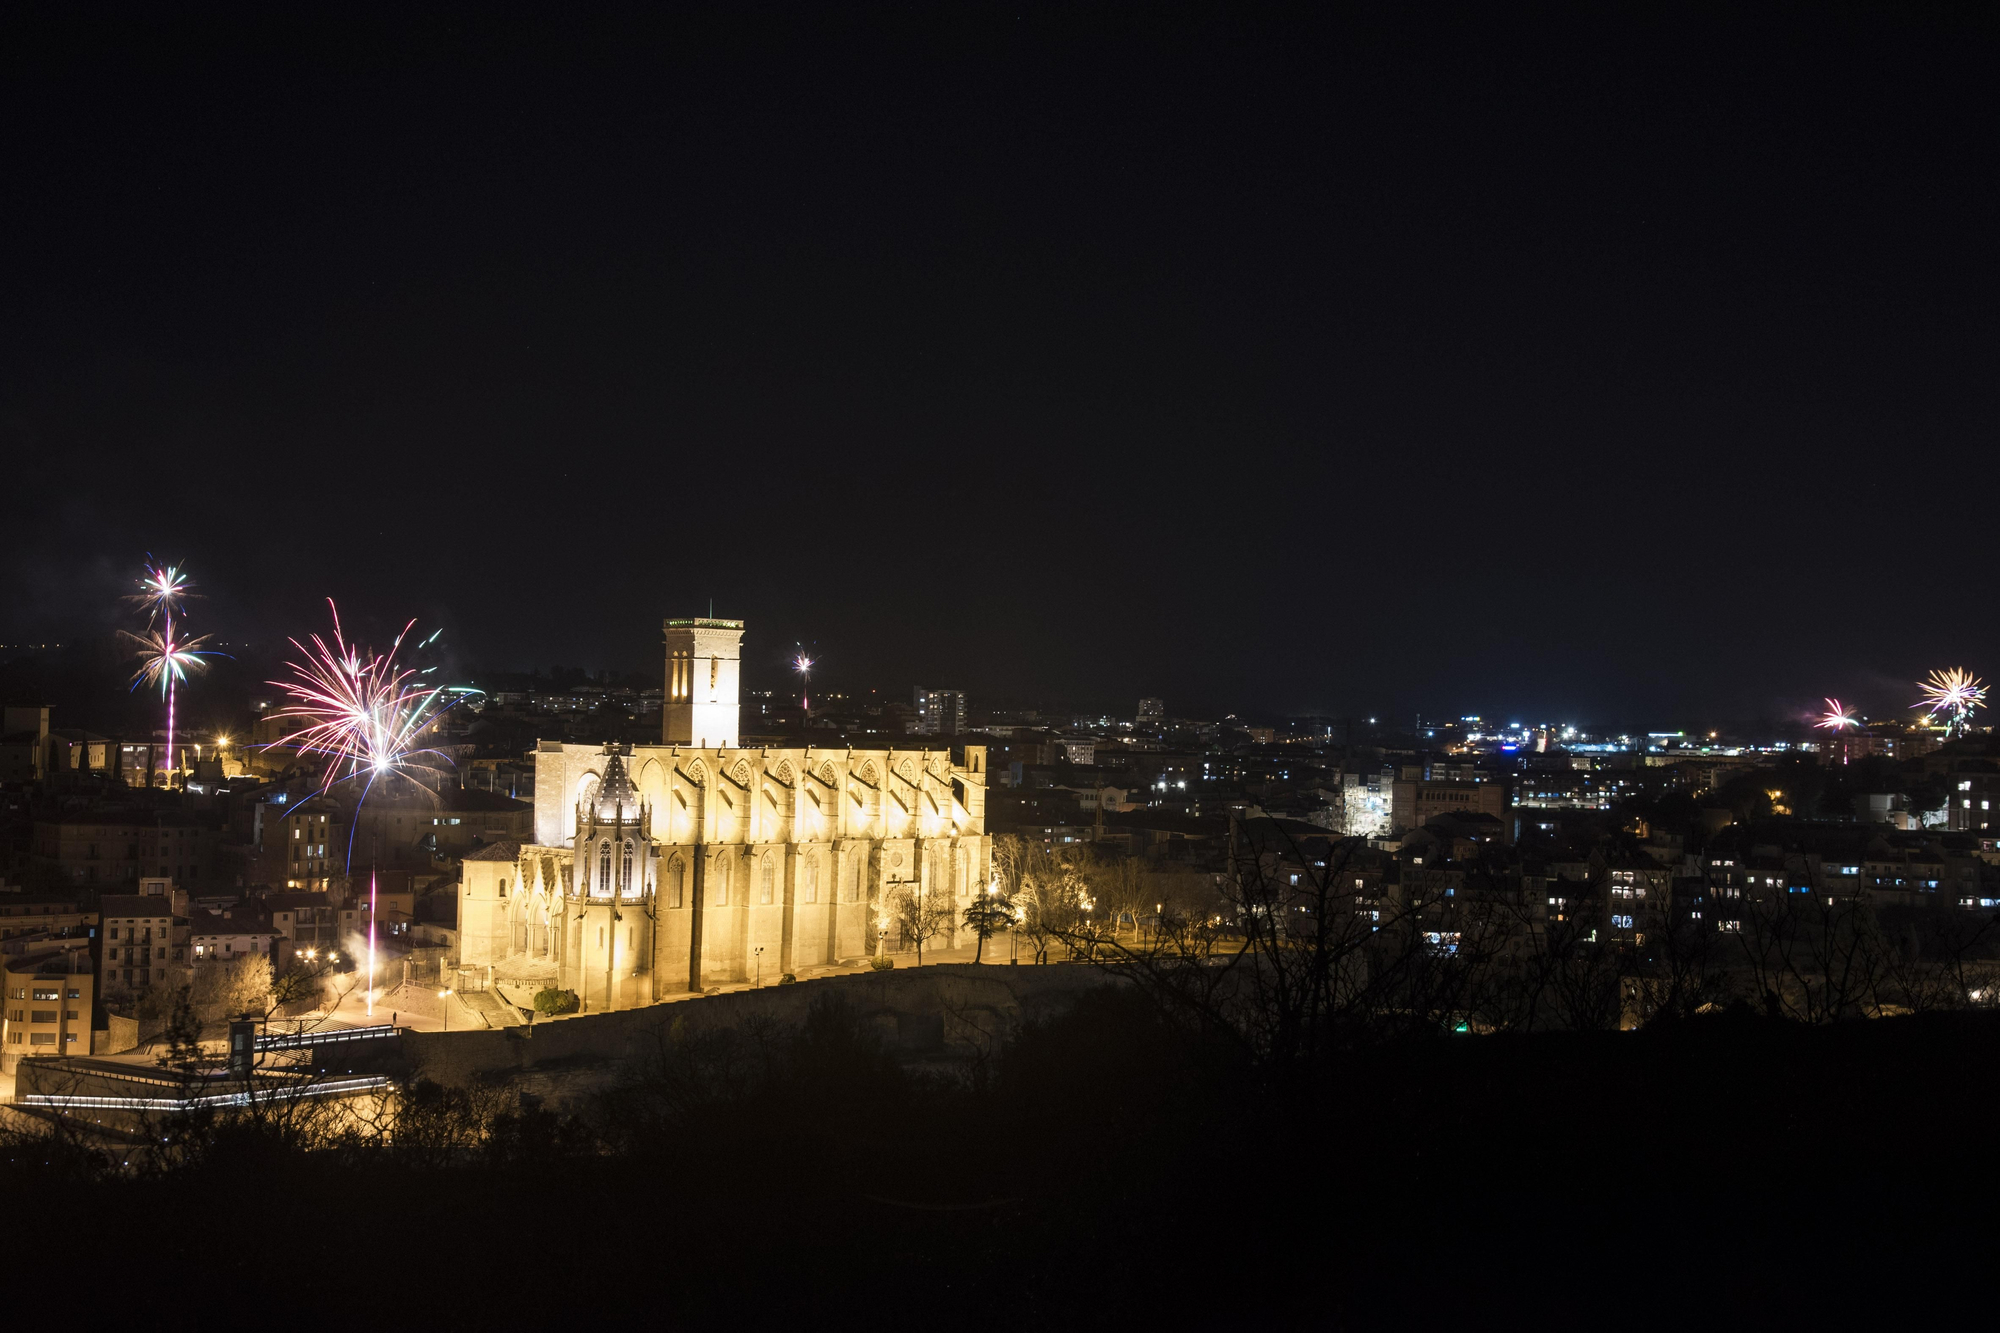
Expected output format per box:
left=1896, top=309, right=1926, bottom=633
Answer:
left=460, top=618, right=991, bottom=1008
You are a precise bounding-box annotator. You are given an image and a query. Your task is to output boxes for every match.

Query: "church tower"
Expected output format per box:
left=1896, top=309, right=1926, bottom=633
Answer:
left=565, top=744, right=654, bottom=1010
left=663, top=617, right=744, bottom=748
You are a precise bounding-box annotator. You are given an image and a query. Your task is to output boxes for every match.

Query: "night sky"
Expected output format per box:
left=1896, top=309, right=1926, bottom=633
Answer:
left=3, top=5, right=1994, bottom=724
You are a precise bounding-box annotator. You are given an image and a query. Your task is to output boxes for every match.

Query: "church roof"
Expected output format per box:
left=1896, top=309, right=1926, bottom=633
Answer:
left=594, top=747, right=640, bottom=820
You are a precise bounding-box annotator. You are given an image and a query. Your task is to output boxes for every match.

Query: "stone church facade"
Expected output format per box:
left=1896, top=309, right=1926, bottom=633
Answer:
left=459, top=618, right=991, bottom=1008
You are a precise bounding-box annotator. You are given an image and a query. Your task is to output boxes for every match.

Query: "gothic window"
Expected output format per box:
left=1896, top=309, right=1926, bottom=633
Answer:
left=802, top=858, right=817, bottom=904
left=760, top=856, right=775, bottom=904
left=499, top=878, right=509, bottom=898
left=713, top=856, right=730, bottom=907
left=598, top=841, right=612, bottom=895
left=621, top=840, right=634, bottom=895
left=666, top=859, right=684, bottom=909
left=846, top=856, right=861, bottom=903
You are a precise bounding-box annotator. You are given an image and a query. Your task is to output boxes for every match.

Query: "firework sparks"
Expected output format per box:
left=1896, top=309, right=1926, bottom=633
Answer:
left=125, top=625, right=217, bottom=695
left=268, top=601, right=480, bottom=863
left=127, top=561, right=193, bottom=624
left=1814, top=699, right=1859, bottom=731
left=792, top=649, right=814, bottom=713
left=1913, top=667, right=1987, bottom=737
left=123, top=559, right=207, bottom=781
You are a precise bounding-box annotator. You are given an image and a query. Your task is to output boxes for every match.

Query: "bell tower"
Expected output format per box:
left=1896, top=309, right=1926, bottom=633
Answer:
left=663, top=617, right=744, bottom=748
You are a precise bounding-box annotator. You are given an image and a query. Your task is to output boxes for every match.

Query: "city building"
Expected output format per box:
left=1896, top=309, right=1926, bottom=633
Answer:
left=0, top=896, right=89, bottom=942
left=188, top=908, right=278, bottom=963
left=1137, top=698, right=1164, bottom=726
left=1340, top=768, right=1395, bottom=839
left=459, top=618, right=991, bottom=1007
left=413, top=787, right=535, bottom=856
left=0, top=705, right=51, bottom=783
left=31, top=812, right=220, bottom=889
left=1948, top=761, right=2000, bottom=834
left=913, top=687, right=967, bottom=736
left=98, top=881, right=188, bottom=1000
left=276, top=797, right=343, bottom=891
left=1, top=948, right=94, bottom=1071
left=1390, top=769, right=1508, bottom=837
left=264, top=891, right=342, bottom=955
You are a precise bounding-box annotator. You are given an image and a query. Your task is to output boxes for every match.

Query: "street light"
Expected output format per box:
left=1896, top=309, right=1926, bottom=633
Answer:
left=438, top=988, right=454, bottom=1032
left=753, top=945, right=765, bottom=988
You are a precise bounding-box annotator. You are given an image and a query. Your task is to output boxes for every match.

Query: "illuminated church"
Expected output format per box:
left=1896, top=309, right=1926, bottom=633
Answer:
left=458, top=618, right=991, bottom=1007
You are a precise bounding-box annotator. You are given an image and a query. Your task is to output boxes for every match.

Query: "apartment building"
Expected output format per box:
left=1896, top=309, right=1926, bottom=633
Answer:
left=2, top=948, right=94, bottom=1072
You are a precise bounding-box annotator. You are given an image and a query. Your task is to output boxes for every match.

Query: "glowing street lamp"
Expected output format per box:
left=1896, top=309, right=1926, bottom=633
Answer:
left=438, top=988, right=454, bottom=1032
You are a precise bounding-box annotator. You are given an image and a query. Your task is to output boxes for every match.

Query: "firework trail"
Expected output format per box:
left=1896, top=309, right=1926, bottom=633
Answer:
left=267, top=600, right=481, bottom=866
left=1814, top=699, right=1858, bottom=731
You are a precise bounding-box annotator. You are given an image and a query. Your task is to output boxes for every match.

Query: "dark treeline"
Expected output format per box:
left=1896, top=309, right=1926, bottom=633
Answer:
left=6, top=987, right=1999, bottom=1324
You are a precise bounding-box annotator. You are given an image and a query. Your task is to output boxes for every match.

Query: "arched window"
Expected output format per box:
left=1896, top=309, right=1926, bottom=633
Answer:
left=846, top=855, right=861, bottom=903
left=621, top=840, right=635, bottom=896
left=666, top=859, right=684, bottom=909
left=802, top=857, right=817, bottom=904
left=598, top=840, right=612, bottom=895
left=713, top=856, right=730, bottom=907
left=760, top=856, right=775, bottom=904
left=498, top=877, right=509, bottom=898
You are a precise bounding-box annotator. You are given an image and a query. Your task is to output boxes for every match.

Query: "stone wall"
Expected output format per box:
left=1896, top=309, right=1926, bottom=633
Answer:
left=398, top=962, right=1117, bottom=1100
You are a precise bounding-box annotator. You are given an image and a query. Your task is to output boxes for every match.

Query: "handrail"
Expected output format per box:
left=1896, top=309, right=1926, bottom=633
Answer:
left=20, top=1075, right=393, bottom=1111
left=255, top=1024, right=397, bottom=1051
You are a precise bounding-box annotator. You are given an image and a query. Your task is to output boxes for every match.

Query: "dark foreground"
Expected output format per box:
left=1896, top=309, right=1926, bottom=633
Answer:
left=8, top=992, right=1996, bottom=1327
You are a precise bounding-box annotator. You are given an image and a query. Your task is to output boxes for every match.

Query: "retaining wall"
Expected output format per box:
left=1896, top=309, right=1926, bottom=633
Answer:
left=399, top=961, right=1116, bottom=1094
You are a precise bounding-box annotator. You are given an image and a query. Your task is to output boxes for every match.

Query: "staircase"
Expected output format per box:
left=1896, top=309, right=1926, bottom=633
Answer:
left=455, top=988, right=525, bottom=1029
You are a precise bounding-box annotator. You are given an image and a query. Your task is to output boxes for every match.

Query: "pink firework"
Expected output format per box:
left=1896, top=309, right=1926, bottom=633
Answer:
left=1814, top=699, right=1858, bottom=731
left=124, top=560, right=203, bottom=779
left=267, top=601, right=477, bottom=858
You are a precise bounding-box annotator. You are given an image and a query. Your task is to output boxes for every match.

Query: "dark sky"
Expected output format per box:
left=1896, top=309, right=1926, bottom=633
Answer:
left=2, top=4, right=1994, bottom=724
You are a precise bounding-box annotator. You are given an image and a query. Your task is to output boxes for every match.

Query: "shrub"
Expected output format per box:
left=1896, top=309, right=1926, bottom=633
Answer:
left=533, top=987, right=580, bottom=1016
left=779, top=973, right=796, bottom=984
left=869, top=956, right=894, bottom=972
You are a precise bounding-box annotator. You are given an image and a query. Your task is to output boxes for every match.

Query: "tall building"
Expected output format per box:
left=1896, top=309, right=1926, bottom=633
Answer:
left=912, top=687, right=966, bottom=736
left=664, top=618, right=744, bottom=748
left=1137, top=698, right=1164, bottom=725
left=460, top=619, right=991, bottom=1007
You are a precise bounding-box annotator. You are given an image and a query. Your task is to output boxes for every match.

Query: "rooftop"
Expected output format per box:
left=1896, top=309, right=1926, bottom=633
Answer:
left=99, top=894, right=177, bottom=919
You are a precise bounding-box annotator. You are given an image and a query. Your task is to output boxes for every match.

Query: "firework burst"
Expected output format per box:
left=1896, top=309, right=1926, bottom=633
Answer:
left=127, top=561, right=193, bottom=624
left=268, top=601, right=480, bottom=862
left=792, top=648, right=815, bottom=713
left=1913, top=667, right=1987, bottom=737
left=1814, top=699, right=1858, bottom=731
left=123, top=559, right=209, bottom=780
left=124, top=626, right=218, bottom=694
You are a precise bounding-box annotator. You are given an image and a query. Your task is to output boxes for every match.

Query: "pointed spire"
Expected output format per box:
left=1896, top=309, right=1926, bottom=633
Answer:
left=594, top=743, right=637, bottom=820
